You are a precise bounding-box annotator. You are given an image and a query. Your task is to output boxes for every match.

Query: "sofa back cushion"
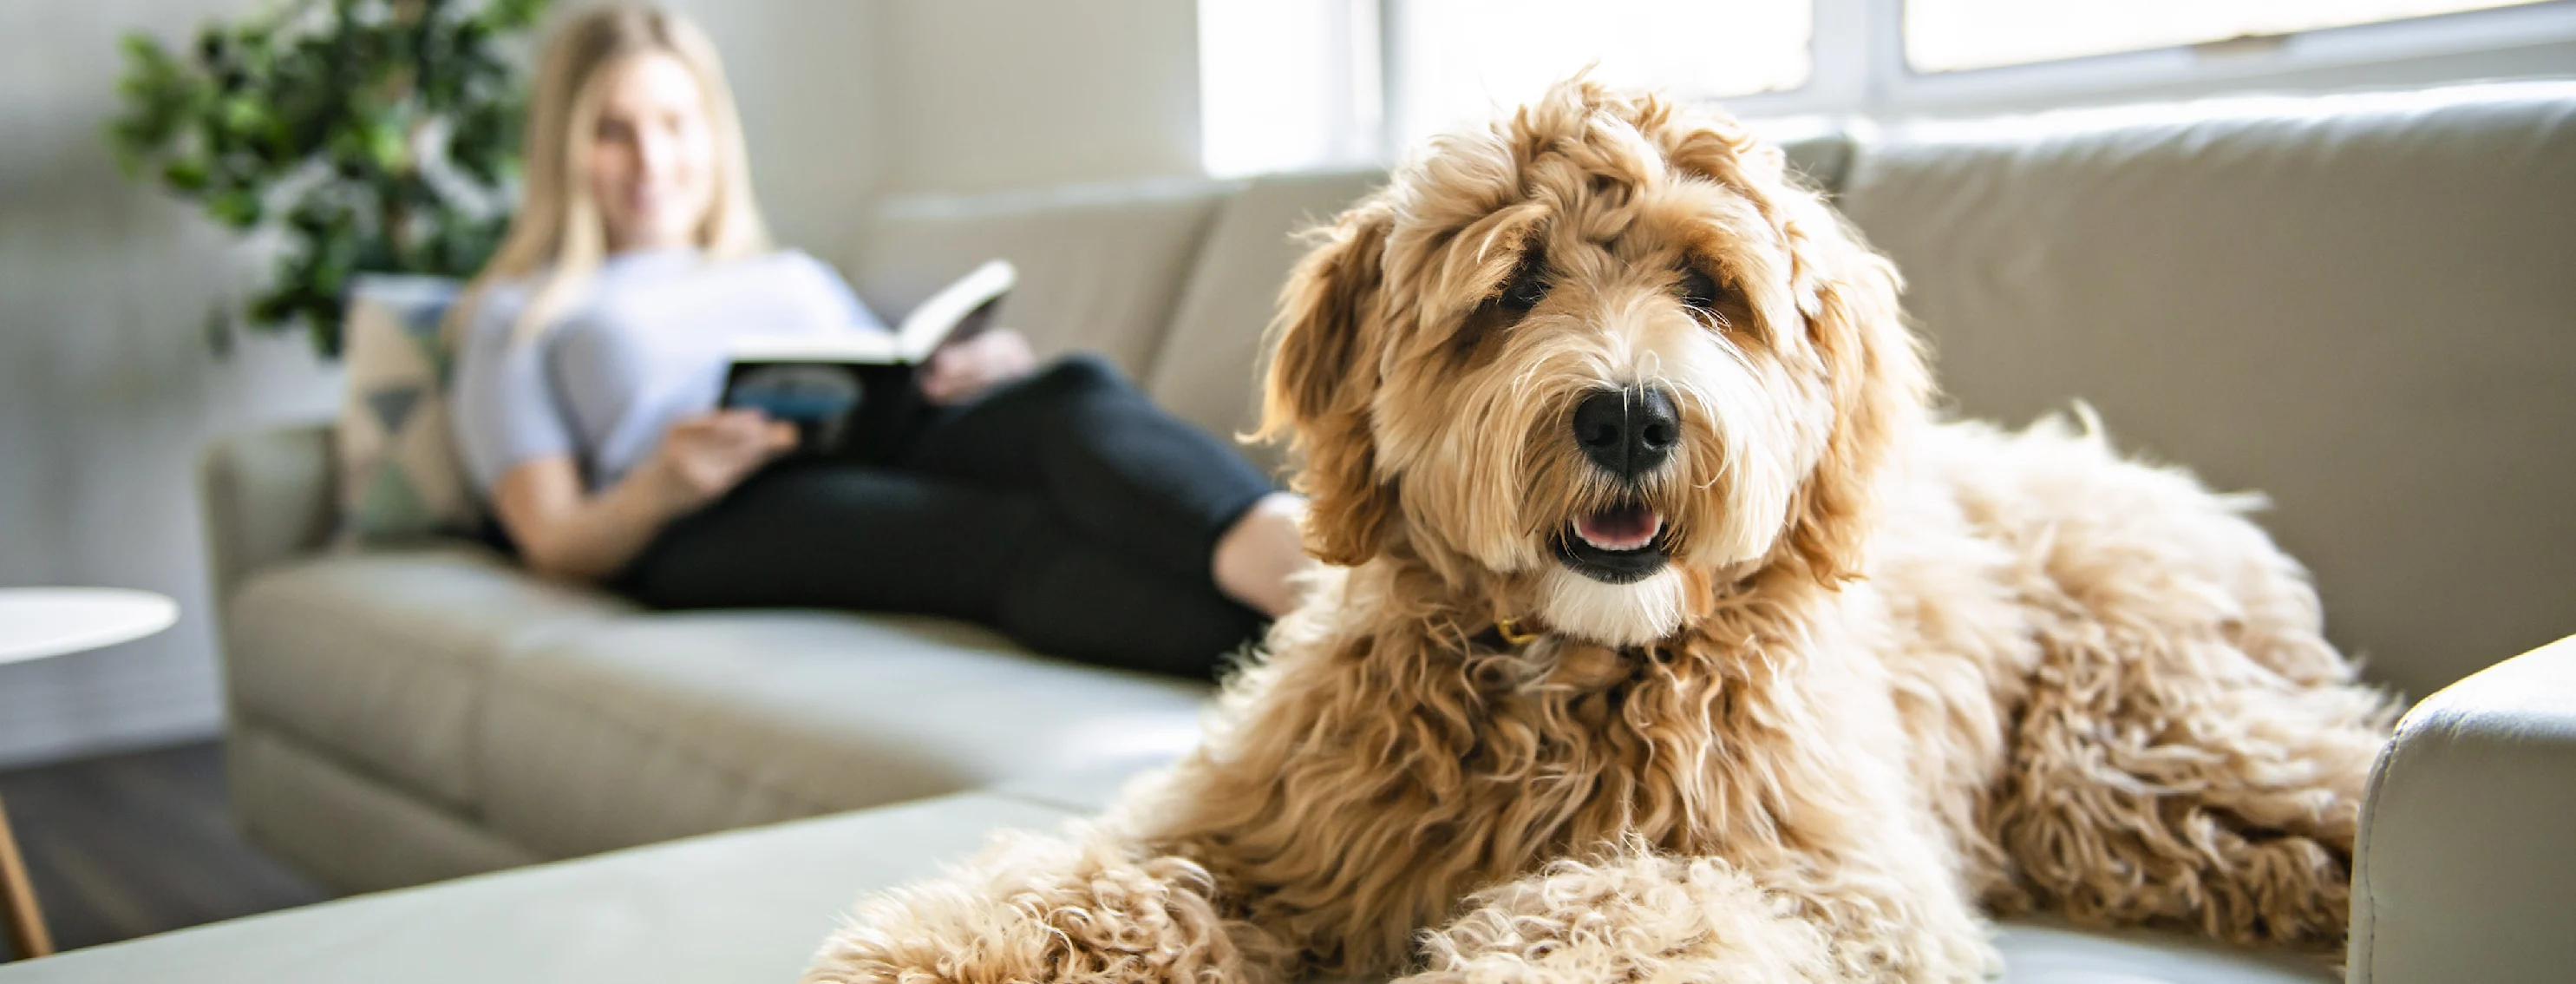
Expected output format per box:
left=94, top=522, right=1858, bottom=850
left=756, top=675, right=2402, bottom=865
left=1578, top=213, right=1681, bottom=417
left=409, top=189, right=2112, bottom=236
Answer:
left=1772, top=126, right=1861, bottom=193
left=841, top=178, right=1235, bottom=377
left=1145, top=168, right=1389, bottom=476
left=1838, top=81, right=2576, bottom=699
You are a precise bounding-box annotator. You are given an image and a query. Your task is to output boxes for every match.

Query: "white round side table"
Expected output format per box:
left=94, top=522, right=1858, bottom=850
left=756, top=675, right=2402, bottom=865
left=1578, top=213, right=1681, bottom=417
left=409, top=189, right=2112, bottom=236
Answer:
left=0, top=587, right=179, bottom=961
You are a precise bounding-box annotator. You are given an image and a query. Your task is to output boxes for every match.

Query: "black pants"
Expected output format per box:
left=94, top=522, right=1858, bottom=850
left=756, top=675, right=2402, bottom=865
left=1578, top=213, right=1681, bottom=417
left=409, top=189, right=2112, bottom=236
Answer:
left=614, top=355, right=1273, bottom=679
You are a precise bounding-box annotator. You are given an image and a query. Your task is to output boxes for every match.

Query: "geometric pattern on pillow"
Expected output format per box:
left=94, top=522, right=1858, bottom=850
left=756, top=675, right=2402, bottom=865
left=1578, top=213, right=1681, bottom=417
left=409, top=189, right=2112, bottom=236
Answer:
left=336, top=274, right=480, bottom=544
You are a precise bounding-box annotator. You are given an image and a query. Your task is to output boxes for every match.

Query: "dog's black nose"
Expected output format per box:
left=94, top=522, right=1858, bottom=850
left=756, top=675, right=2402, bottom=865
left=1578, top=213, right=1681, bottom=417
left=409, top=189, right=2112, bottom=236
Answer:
left=1572, top=386, right=1678, bottom=481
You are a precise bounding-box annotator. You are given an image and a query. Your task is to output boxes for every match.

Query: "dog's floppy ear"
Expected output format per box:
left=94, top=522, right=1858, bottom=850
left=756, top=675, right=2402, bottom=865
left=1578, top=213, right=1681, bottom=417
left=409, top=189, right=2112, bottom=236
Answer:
left=1657, top=109, right=1925, bottom=583
left=1775, top=205, right=1931, bottom=585
left=1259, top=196, right=1399, bottom=567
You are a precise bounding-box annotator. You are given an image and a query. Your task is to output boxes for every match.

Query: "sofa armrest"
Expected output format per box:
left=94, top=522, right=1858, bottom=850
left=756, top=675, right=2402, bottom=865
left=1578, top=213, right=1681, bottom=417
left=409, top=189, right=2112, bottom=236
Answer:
left=199, top=421, right=337, bottom=602
left=2349, top=635, right=2576, bottom=984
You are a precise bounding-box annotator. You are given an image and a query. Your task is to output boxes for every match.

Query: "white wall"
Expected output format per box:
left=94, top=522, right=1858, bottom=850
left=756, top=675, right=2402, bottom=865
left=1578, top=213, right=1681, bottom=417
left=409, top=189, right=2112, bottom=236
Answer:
left=872, top=0, right=1202, bottom=195
left=664, top=0, right=883, bottom=253
left=0, top=0, right=890, bottom=769
left=0, top=0, right=339, bottom=769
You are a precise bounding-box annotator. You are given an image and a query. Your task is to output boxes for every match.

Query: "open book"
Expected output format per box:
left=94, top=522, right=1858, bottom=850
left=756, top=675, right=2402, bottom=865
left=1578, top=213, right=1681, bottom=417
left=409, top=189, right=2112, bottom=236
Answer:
left=721, top=259, right=1016, bottom=462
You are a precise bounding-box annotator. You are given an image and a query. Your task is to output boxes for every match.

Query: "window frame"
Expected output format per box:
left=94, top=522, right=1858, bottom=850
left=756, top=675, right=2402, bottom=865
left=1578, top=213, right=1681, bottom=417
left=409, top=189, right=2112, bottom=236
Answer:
left=1669, top=0, right=2576, bottom=121
left=1202, top=0, right=2576, bottom=176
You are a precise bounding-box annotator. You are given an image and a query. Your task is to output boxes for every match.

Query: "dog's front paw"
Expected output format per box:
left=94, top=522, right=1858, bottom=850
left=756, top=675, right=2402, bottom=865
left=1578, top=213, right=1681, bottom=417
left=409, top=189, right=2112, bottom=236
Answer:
left=801, top=827, right=1278, bottom=984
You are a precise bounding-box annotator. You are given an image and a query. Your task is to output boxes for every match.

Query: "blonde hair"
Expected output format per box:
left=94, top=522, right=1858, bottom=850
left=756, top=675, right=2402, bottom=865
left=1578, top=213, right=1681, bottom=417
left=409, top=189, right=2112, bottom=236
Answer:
left=458, top=3, right=770, bottom=344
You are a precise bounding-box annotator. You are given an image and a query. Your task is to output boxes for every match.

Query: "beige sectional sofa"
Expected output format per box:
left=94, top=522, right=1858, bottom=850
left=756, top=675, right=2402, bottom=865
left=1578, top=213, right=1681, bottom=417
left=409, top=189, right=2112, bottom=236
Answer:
left=176, top=80, right=2576, bottom=981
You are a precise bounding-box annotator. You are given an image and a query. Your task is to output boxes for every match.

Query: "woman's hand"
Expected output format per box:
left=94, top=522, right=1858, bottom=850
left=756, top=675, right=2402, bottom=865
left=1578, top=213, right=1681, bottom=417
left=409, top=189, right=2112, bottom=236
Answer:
left=919, top=328, right=1037, bottom=404
left=645, top=409, right=799, bottom=513
left=489, top=410, right=790, bottom=584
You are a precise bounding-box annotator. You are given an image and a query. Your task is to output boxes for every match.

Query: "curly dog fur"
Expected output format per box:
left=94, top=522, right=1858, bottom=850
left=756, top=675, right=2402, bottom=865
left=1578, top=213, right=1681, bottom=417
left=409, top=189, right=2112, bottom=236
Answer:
left=803, top=79, right=2396, bottom=984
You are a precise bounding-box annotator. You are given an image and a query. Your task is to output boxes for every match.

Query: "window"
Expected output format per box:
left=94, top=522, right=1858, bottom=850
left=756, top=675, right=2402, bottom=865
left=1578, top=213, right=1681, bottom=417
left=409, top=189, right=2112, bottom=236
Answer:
left=1199, top=0, right=2576, bottom=176
left=1906, top=0, right=2553, bottom=73
left=1385, top=0, right=1812, bottom=148
left=1198, top=0, right=1384, bottom=178
left=1198, top=0, right=1812, bottom=177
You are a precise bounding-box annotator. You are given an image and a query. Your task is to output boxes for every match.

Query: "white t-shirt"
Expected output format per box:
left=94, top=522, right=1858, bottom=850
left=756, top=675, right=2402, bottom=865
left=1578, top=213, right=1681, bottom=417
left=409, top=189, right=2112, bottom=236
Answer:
left=450, top=247, right=888, bottom=494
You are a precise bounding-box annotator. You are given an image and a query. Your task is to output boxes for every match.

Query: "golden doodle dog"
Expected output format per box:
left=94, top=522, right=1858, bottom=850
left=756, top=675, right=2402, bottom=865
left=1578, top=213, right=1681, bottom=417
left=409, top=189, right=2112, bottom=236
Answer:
left=803, top=79, right=2396, bottom=984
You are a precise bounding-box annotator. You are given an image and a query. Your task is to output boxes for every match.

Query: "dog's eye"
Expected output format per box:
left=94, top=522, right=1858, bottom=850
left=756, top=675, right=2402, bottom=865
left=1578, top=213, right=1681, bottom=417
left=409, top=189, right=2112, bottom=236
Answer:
left=1678, top=267, right=1728, bottom=313
left=1495, top=250, right=1550, bottom=312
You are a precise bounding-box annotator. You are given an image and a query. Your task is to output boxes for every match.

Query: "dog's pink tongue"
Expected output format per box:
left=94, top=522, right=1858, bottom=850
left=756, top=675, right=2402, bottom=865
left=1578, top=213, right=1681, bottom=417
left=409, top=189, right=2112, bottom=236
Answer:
left=1576, top=506, right=1663, bottom=551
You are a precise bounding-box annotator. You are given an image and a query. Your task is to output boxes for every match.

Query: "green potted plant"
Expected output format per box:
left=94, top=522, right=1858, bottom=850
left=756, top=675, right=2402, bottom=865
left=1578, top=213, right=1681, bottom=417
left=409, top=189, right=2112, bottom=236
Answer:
left=108, top=0, right=550, bottom=357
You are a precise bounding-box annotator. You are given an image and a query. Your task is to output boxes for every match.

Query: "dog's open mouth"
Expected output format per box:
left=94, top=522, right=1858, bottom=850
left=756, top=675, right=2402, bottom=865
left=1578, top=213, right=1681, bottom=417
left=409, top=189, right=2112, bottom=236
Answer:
left=1555, top=502, right=1670, bottom=583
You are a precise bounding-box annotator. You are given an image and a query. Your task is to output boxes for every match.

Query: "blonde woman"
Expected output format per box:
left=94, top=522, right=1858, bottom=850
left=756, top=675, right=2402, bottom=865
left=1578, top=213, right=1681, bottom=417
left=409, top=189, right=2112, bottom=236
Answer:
left=450, top=3, right=1304, bottom=677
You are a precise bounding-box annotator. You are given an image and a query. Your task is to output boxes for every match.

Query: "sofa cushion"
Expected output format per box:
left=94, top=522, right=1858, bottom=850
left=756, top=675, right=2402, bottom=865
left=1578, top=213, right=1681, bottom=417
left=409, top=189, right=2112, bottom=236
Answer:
left=1992, top=922, right=2331, bottom=982
left=0, top=788, right=2331, bottom=984
left=230, top=722, right=541, bottom=894
left=475, top=610, right=1210, bottom=858
left=840, top=178, right=1235, bottom=377
left=1144, top=168, right=1386, bottom=476
left=0, top=792, right=1076, bottom=984
left=1838, top=81, right=2576, bottom=699
left=224, top=545, right=633, bottom=810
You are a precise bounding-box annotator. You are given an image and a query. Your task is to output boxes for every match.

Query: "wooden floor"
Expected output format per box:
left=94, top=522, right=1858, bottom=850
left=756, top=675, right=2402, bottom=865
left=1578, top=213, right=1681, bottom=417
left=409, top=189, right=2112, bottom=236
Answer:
left=0, top=741, right=330, bottom=961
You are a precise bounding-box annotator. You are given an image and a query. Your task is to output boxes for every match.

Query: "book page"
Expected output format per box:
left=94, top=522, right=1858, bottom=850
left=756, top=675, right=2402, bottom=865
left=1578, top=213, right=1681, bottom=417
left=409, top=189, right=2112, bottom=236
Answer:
left=895, top=259, right=1017, bottom=358
left=729, top=331, right=906, bottom=364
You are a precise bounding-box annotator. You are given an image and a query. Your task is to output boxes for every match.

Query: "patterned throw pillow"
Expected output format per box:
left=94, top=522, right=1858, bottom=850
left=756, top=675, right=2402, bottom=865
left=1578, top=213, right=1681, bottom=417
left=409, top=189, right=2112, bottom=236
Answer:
left=335, top=275, right=479, bottom=544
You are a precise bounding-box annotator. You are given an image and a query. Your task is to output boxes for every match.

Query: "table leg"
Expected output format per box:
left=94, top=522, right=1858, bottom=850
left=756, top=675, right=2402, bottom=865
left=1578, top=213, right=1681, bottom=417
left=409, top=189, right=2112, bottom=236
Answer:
left=0, top=790, right=51, bottom=960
